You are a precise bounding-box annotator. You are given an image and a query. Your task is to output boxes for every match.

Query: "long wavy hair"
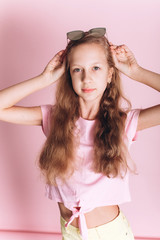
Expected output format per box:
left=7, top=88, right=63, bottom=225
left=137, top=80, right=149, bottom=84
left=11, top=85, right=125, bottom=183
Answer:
left=39, top=32, right=135, bottom=186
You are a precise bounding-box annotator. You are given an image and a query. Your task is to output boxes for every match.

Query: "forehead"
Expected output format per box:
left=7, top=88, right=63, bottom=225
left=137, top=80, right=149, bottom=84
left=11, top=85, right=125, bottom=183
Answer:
left=68, top=43, right=107, bottom=66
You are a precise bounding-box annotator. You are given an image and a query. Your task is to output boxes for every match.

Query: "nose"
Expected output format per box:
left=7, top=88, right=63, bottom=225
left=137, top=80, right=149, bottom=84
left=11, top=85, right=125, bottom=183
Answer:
left=82, top=70, right=92, bottom=83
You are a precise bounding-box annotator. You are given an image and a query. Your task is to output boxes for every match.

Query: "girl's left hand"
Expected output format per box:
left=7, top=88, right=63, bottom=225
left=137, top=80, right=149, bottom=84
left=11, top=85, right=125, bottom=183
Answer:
left=110, top=43, right=140, bottom=77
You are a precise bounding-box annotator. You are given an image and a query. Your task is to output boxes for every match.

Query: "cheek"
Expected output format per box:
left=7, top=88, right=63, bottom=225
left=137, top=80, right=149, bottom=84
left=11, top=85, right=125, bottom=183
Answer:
left=100, top=82, right=108, bottom=94
left=71, top=78, right=79, bottom=93
left=100, top=77, right=108, bottom=89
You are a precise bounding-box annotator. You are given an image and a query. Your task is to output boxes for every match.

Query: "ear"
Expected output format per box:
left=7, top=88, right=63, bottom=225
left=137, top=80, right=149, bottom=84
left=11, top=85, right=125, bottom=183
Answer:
left=108, top=67, right=114, bottom=83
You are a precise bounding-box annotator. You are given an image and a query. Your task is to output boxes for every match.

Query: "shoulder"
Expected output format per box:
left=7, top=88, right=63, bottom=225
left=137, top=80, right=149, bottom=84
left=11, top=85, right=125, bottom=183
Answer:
left=125, top=109, right=141, bottom=129
left=125, top=109, right=141, bottom=142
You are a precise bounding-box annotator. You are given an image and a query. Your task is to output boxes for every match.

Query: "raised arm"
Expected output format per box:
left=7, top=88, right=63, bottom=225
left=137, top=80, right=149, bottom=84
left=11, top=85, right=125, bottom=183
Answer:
left=110, top=43, right=160, bottom=130
left=0, top=50, right=65, bottom=125
left=110, top=44, right=160, bottom=92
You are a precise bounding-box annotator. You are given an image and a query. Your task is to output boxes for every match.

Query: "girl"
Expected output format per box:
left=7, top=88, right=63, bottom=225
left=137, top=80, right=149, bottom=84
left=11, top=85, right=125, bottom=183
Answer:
left=0, top=28, right=160, bottom=240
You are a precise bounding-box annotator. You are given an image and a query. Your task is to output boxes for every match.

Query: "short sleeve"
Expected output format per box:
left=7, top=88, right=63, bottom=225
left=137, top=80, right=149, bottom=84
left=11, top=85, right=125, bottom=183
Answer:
left=40, top=104, right=53, bottom=137
left=125, top=109, right=141, bottom=144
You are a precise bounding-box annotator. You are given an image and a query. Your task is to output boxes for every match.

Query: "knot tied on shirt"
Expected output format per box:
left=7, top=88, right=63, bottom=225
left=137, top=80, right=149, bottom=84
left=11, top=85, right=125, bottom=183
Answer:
left=65, top=206, right=89, bottom=240
left=65, top=206, right=81, bottom=227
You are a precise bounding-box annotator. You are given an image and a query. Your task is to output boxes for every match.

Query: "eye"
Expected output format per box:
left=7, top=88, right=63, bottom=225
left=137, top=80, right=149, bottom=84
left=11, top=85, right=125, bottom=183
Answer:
left=93, top=66, right=100, bottom=71
left=73, top=68, right=81, bottom=73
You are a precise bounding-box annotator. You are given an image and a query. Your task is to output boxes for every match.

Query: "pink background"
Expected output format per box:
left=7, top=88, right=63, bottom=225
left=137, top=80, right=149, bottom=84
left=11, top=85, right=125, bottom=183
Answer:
left=0, top=0, right=160, bottom=239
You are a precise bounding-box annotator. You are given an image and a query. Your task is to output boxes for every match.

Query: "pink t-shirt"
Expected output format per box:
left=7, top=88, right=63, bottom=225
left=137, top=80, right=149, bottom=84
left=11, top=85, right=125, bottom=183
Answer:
left=41, top=105, right=140, bottom=240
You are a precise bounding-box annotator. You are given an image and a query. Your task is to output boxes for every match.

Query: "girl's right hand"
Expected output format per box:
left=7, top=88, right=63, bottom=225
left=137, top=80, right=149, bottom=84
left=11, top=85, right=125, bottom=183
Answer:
left=42, top=50, right=66, bottom=83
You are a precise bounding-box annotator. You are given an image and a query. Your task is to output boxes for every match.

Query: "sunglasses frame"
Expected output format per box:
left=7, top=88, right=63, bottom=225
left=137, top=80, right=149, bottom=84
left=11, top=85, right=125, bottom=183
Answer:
left=67, top=27, right=106, bottom=42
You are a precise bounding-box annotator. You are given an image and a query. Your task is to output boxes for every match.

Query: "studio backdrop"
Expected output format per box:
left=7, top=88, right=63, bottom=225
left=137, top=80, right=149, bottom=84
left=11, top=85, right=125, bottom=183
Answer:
left=0, top=0, right=160, bottom=239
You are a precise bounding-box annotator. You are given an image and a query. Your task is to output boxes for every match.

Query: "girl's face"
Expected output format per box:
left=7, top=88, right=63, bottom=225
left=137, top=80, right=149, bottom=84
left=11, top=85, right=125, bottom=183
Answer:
left=69, top=43, right=113, bottom=104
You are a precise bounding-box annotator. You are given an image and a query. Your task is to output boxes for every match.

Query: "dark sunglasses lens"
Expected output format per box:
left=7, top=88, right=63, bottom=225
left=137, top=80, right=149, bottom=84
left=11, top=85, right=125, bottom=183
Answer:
left=67, top=31, right=84, bottom=40
left=90, top=28, right=106, bottom=37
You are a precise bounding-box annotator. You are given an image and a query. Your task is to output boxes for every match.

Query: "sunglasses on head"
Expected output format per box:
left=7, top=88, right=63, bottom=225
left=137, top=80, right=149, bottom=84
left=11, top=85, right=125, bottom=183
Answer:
left=67, top=27, right=106, bottom=41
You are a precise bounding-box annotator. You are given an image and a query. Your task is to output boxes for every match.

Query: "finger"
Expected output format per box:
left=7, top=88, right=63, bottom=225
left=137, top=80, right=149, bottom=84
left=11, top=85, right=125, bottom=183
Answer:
left=56, top=50, right=66, bottom=61
left=60, top=50, right=67, bottom=63
left=112, top=48, right=124, bottom=56
left=55, top=50, right=65, bottom=59
left=57, top=50, right=65, bottom=56
left=116, top=45, right=125, bottom=50
left=110, top=44, right=117, bottom=50
left=121, top=46, right=135, bottom=58
left=113, top=46, right=128, bottom=57
left=49, top=50, right=65, bottom=65
left=121, top=45, right=132, bottom=53
left=109, top=42, right=114, bottom=46
left=110, top=45, right=124, bottom=53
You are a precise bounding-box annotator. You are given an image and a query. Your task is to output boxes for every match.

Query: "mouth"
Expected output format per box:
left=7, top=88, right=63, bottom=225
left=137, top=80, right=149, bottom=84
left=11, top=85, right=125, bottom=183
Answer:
left=82, top=88, right=96, bottom=93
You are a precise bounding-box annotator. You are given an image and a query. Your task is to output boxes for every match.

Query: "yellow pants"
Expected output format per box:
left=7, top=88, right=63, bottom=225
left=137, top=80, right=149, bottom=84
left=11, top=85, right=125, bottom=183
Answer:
left=60, top=210, right=135, bottom=240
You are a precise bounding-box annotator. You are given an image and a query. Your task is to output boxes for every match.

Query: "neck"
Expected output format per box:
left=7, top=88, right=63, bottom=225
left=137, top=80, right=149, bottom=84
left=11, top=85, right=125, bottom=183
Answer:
left=79, top=98, right=100, bottom=120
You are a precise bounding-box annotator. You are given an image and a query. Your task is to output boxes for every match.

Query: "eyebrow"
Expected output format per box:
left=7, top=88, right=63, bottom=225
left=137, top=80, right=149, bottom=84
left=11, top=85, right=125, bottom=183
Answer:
left=70, top=62, right=103, bottom=68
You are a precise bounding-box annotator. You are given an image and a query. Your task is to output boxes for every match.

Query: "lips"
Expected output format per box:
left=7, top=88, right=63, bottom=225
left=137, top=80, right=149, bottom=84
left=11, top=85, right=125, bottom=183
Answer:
left=82, top=88, right=96, bottom=93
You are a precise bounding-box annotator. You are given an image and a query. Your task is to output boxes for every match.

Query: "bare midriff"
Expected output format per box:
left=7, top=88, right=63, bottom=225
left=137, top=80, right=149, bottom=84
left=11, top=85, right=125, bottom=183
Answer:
left=58, top=202, right=119, bottom=229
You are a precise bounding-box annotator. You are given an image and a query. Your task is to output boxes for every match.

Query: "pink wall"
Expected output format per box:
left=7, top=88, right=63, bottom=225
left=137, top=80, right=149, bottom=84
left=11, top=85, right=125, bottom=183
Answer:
left=0, top=0, right=160, bottom=238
